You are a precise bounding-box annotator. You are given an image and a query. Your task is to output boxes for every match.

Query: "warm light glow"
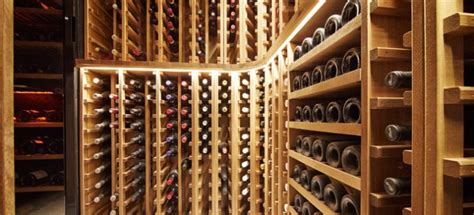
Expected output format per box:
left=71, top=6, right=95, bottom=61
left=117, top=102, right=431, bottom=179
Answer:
left=14, top=91, right=55, bottom=95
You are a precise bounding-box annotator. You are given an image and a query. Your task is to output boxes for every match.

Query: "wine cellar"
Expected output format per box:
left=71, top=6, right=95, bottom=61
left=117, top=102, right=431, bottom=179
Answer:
left=1, top=0, right=474, bottom=214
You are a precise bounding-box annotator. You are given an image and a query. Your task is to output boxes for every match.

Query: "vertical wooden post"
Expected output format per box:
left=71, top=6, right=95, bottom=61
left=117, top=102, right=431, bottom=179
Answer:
left=0, top=0, right=15, bottom=214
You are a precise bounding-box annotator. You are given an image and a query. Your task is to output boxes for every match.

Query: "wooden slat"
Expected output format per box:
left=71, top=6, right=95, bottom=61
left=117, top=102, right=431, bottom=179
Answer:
left=289, top=150, right=361, bottom=190
left=443, top=12, right=474, bottom=36
left=288, top=121, right=362, bottom=136
left=287, top=205, right=298, bottom=215
left=289, top=15, right=362, bottom=72
left=288, top=179, right=339, bottom=215
left=370, top=193, right=411, bottom=208
left=370, top=145, right=411, bottom=158
left=0, top=0, right=14, bottom=212
left=403, top=31, right=412, bottom=48
left=443, top=157, right=474, bottom=178
left=15, top=154, right=64, bottom=160
left=444, top=86, right=474, bottom=104
left=370, top=47, right=411, bottom=62
left=14, top=73, right=63, bottom=80
left=403, top=150, right=412, bottom=165
left=14, top=122, right=63, bottom=128
left=15, top=185, right=64, bottom=193
left=370, top=97, right=408, bottom=109
left=403, top=207, right=412, bottom=215
left=403, top=91, right=412, bottom=106
left=289, top=69, right=361, bottom=100
left=370, top=0, right=411, bottom=17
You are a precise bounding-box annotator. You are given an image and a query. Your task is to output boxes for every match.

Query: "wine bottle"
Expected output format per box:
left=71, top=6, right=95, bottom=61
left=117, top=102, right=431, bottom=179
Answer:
left=166, top=21, right=178, bottom=39
left=164, top=93, right=178, bottom=104
left=312, top=103, right=326, bottom=123
left=324, top=14, right=343, bottom=37
left=130, top=93, right=145, bottom=104
left=384, top=177, right=411, bottom=195
left=241, top=160, right=250, bottom=168
left=241, top=133, right=250, bottom=141
left=94, top=134, right=111, bottom=145
left=94, top=105, right=110, bottom=115
left=165, top=133, right=178, bottom=144
left=130, top=106, right=145, bottom=117
left=129, top=162, right=146, bottom=173
left=181, top=132, right=191, bottom=144
left=341, top=145, right=361, bottom=176
left=385, top=71, right=412, bottom=89
left=130, top=147, right=146, bottom=159
left=300, top=169, right=317, bottom=190
left=128, top=188, right=145, bottom=203
left=323, top=182, right=347, bottom=212
left=166, top=170, right=178, bottom=185
left=302, top=202, right=317, bottom=215
left=385, top=124, right=411, bottom=142
left=302, top=105, right=312, bottom=122
left=49, top=170, right=64, bottom=185
left=94, top=162, right=111, bottom=174
left=201, top=144, right=210, bottom=154
left=324, top=58, right=343, bottom=80
left=220, top=105, right=229, bottom=114
left=201, top=130, right=210, bottom=141
left=341, top=194, right=360, bottom=215
left=301, top=136, right=315, bottom=157
left=164, top=79, right=177, bottom=91
left=201, top=118, right=210, bottom=127
left=110, top=192, right=119, bottom=202
left=292, top=164, right=305, bottom=183
left=341, top=47, right=361, bottom=73
left=201, top=91, right=211, bottom=100
left=181, top=93, right=191, bottom=102
left=181, top=119, right=191, bottom=130
left=219, top=142, right=229, bottom=154
left=181, top=158, right=192, bottom=170
left=130, top=119, right=145, bottom=131
left=201, top=103, right=211, bottom=114
left=95, top=120, right=110, bottom=130
left=165, top=184, right=178, bottom=200
left=128, top=133, right=145, bottom=145
left=294, top=46, right=302, bottom=61
left=93, top=192, right=108, bottom=203
left=326, top=100, right=344, bottom=123
left=311, top=174, right=330, bottom=199
left=166, top=35, right=179, bottom=53
left=295, top=106, right=303, bottom=121
left=166, top=120, right=178, bottom=131
left=201, top=78, right=210, bottom=86
left=93, top=91, right=110, bottom=101
left=18, top=169, right=49, bottom=186
left=181, top=107, right=191, bottom=118
left=294, top=194, right=304, bottom=213
left=326, top=141, right=355, bottom=168
left=93, top=147, right=111, bottom=160
left=241, top=106, right=250, bottom=113
left=129, top=79, right=144, bottom=91
left=95, top=176, right=111, bottom=189
left=343, top=97, right=361, bottom=123
left=164, top=145, right=178, bottom=158
left=310, top=138, right=329, bottom=161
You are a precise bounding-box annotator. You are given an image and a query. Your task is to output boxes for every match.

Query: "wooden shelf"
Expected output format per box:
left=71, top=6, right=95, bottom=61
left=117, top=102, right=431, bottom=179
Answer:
left=370, top=97, right=409, bottom=109
left=403, top=31, right=412, bottom=48
left=443, top=157, right=474, bottom=178
left=289, top=15, right=362, bottom=72
left=289, top=179, right=339, bottom=215
left=14, top=7, right=62, bottom=27
left=289, top=150, right=361, bottom=190
left=443, top=12, right=474, bottom=36
left=288, top=121, right=362, bottom=136
left=370, top=192, right=411, bottom=208
left=403, top=150, right=412, bottom=165
left=370, top=145, right=411, bottom=158
left=370, top=0, right=411, bottom=17
left=370, top=47, right=411, bottom=62
left=14, top=122, right=63, bottom=128
left=15, top=154, right=64, bottom=160
left=444, top=86, right=474, bottom=104
left=15, top=73, right=63, bottom=80
left=15, top=41, right=63, bottom=49
left=287, top=205, right=298, bottom=215
left=289, top=69, right=361, bottom=100
left=15, top=185, right=64, bottom=193
left=403, top=91, right=412, bottom=106
left=403, top=207, right=412, bottom=215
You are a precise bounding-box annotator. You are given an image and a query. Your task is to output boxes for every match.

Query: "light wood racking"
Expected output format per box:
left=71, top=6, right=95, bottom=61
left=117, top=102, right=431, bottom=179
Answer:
left=76, top=0, right=474, bottom=214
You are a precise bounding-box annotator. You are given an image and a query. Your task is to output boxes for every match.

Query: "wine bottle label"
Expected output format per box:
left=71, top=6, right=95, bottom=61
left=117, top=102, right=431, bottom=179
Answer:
left=30, top=170, right=48, bottom=179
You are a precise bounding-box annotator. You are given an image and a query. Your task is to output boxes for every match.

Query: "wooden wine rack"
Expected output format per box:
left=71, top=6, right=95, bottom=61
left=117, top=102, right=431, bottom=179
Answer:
left=84, top=0, right=292, bottom=64
left=74, top=0, right=474, bottom=214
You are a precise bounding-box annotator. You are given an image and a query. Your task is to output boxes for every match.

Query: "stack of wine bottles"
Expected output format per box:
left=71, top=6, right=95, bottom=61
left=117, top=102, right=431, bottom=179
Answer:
left=15, top=109, right=63, bottom=122
left=255, top=71, right=265, bottom=212
left=244, top=0, right=257, bottom=61
left=219, top=74, right=231, bottom=214
left=209, top=0, right=219, bottom=37
left=292, top=47, right=361, bottom=92
left=292, top=164, right=360, bottom=213
left=293, top=0, right=361, bottom=61
left=294, top=97, right=361, bottom=124
left=164, top=0, right=180, bottom=55
left=227, top=0, right=237, bottom=45
left=179, top=77, right=192, bottom=213
left=294, top=135, right=361, bottom=176
left=197, top=8, right=205, bottom=62
left=16, top=169, right=65, bottom=187
left=238, top=74, right=251, bottom=212
left=16, top=136, right=63, bottom=155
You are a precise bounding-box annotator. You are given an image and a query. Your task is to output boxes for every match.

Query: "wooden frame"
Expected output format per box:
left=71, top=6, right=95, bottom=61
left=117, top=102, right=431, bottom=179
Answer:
left=0, top=0, right=14, bottom=214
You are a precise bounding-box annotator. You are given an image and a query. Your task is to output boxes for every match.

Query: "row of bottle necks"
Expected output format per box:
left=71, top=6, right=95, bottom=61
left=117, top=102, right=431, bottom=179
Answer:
left=98, top=0, right=255, bottom=61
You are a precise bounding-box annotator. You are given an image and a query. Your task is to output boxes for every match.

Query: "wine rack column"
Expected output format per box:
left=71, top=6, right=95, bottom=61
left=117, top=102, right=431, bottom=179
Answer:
left=218, top=73, right=232, bottom=214
left=249, top=71, right=259, bottom=213
left=80, top=70, right=115, bottom=214
left=191, top=72, right=201, bottom=214
left=425, top=0, right=473, bottom=214
left=153, top=72, right=163, bottom=214
left=269, top=59, right=282, bottom=214
left=85, top=0, right=113, bottom=60
left=257, top=0, right=269, bottom=58
left=364, top=0, right=412, bottom=213
left=230, top=72, right=241, bottom=214
left=263, top=66, right=272, bottom=215
left=278, top=52, right=289, bottom=214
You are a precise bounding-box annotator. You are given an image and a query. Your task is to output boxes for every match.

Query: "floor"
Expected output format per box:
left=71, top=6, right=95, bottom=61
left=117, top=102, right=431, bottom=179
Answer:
left=16, top=192, right=65, bottom=215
